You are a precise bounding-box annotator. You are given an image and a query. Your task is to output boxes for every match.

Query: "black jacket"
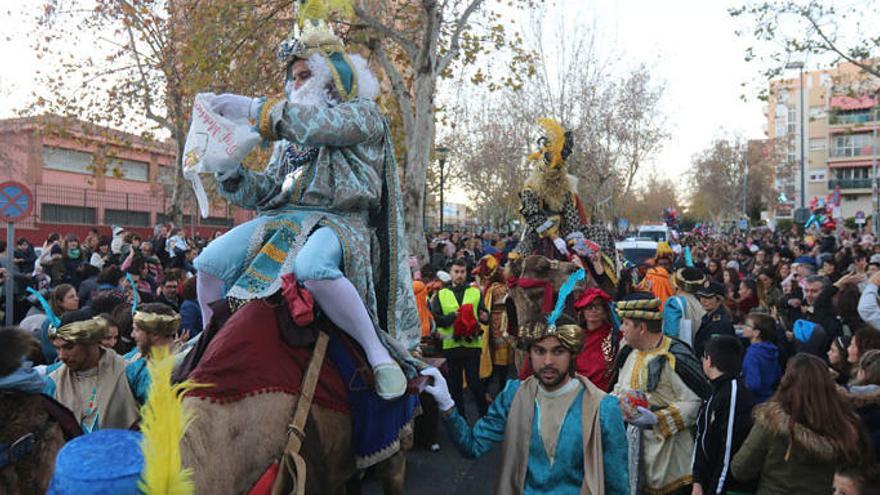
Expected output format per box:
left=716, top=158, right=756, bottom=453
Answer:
left=694, top=306, right=735, bottom=359
left=693, top=374, right=756, bottom=494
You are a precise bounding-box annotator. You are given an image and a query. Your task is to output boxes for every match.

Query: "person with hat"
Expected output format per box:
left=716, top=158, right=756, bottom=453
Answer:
left=662, top=267, right=707, bottom=346
left=44, top=311, right=139, bottom=432
left=189, top=6, right=420, bottom=401
left=611, top=293, right=709, bottom=495
left=693, top=281, right=736, bottom=360
left=125, top=302, right=181, bottom=405
left=420, top=270, right=629, bottom=494
left=520, top=287, right=619, bottom=391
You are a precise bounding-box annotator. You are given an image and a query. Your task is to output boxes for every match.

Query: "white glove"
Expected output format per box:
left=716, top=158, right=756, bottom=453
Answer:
left=211, top=93, right=260, bottom=121
left=420, top=367, right=455, bottom=413
left=552, top=237, right=569, bottom=256
left=629, top=406, right=658, bottom=428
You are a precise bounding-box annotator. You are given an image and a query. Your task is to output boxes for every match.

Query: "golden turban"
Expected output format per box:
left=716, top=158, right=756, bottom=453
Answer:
left=134, top=311, right=181, bottom=337
left=51, top=317, right=108, bottom=344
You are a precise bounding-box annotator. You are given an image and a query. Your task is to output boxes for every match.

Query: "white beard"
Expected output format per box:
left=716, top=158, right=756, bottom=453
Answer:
left=286, top=71, right=337, bottom=110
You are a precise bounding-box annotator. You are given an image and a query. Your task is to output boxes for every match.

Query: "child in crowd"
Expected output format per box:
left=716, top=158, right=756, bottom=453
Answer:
left=741, top=313, right=782, bottom=403
left=693, top=335, right=756, bottom=495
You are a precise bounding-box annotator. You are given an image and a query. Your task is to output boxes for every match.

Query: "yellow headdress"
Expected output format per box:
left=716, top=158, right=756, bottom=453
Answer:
left=51, top=316, right=108, bottom=344
left=518, top=321, right=585, bottom=354
left=615, top=297, right=663, bottom=321
left=527, top=118, right=567, bottom=169
left=134, top=311, right=181, bottom=337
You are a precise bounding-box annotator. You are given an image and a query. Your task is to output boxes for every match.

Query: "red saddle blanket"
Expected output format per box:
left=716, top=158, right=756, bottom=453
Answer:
left=186, top=299, right=350, bottom=414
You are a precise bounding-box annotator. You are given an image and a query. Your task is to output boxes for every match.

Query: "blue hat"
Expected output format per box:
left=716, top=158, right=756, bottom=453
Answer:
left=48, top=430, right=144, bottom=495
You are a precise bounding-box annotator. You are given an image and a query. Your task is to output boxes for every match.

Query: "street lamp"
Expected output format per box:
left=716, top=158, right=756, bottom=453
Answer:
left=434, top=146, right=450, bottom=232
left=785, top=61, right=806, bottom=212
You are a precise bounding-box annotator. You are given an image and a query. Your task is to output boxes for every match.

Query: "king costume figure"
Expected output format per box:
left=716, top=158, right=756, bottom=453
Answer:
left=192, top=12, right=420, bottom=399
left=421, top=270, right=629, bottom=495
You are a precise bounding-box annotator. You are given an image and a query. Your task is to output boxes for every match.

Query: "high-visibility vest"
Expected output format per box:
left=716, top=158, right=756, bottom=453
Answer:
left=437, top=286, right=482, bottom=350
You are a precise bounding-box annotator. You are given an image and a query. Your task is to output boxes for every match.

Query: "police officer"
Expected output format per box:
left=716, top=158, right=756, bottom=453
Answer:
left=694, top=281, right=736, bottom=359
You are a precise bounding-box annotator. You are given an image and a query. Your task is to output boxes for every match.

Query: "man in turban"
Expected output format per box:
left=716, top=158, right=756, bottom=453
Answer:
left=125, top=302, right=181, bottom=404
left=44, top=311, right=139, bottom=431
left=421, top=269, right=629, bottom=494
left=611, top=294, right=710, bottom=494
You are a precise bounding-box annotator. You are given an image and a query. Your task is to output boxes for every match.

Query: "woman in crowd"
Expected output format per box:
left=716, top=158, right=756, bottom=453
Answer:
left=848, top=326, right=880, bottom=371
left=844, top=349, right=880, bottom=458
left=756, top=269, right=783, bottom=314
left=706, top=259, right=723, bottom=283
left=732, top=354, right=875, bottom=494
left=829, top=336, right=853, bottom=386
left=735, top=277, right=760, bottom=322
left=36, top=283, right=79, bottom=363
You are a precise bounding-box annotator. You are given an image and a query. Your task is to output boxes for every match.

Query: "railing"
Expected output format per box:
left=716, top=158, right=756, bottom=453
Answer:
left=829, top=146, right=875, bottom=159
left=828, top=178, right=873, bottom=190
left=830, top=112, right=876, bottom=125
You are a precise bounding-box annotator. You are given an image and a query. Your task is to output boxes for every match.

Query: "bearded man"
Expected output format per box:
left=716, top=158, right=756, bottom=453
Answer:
left=192, top=19, right=420, bottom=399
left=421, top=272, right=628, bottom=494
left=44, top=312, right=139, bottom=432
left=125, top=302, right=180, bottom=405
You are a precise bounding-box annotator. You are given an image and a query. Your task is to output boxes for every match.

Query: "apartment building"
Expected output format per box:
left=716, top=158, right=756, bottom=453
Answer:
left=765, top=61, right=879, bottom=220
left=0, top=115, right=251, bottom=242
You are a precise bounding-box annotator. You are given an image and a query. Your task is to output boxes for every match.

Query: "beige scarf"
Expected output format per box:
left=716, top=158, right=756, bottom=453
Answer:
left=51, top=349, right=140, bottom=430
left=496, top=375, right=606, bottom=495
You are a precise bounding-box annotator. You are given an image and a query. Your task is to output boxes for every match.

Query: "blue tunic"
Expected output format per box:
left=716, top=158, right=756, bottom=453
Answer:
left=443, top=379, right=629, bottom=494
left=125, top=357, right=150, bottom=405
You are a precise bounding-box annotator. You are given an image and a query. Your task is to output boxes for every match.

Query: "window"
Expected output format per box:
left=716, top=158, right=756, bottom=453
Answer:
left=106, top=158, right=149, bottom=182
left=104, top=209, right=150, bottom=227
left=157, top=213, right=194, bottom=226
left=775, top=104, right=787, bottom=118
left=809, top=106, right=827, bottom=120
left=830, top=110, right=875, bottom=125
left=41, top=203, right=97, bottom=224
left=809, top=138, right=827, bottom=151
left=43, top=147, right=94, bottom=175
left=831, top=133, right=874, bottom=158
left=200, top=216, right=233, bottom=227
left=787, top=106, right=797, bottom=136
left=808, top=170, right=827, bottom=182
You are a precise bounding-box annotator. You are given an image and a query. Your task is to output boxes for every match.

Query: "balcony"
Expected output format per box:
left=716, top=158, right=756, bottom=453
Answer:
left=828, top=178, right=873, bottom=190
left=829, top=146, right=876, bottom=159
left=829, top=113, right=876, bottom=126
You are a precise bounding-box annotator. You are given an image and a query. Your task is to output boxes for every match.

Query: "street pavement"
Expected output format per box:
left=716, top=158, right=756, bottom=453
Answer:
left=362, top=395, right=500, bottom=494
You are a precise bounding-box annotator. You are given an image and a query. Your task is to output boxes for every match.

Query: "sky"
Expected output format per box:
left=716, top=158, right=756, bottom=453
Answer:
left=0, top=0, right=767, bottom=200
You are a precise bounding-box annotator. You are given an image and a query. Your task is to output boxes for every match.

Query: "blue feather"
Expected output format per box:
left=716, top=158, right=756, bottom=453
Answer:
left=26, top=287, right=60, bottom=328
left=547, top=268, right=585, bottom=327
left=126, top=273, right=139, bottom=315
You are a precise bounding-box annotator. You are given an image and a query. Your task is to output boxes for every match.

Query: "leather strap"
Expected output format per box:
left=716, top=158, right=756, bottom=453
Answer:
left=271, top=331, right=329, bottom=495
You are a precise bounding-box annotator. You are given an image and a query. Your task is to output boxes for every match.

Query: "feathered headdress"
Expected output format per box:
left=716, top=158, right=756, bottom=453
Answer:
left=138, top=346, right=209, bottom=495
left=527, top=118, right=567, bottom=169
left=517, top=268, right=586, bottom=353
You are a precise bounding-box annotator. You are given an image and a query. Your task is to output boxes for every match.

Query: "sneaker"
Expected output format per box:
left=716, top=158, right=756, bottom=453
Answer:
left=373, top=362, right=406, bottom=400
left=430, top=443, right=440, bottom=452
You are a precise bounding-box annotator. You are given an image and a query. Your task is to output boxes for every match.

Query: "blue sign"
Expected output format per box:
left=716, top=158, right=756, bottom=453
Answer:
left=738, top=219, right=749, bottom=231
left=617, top=218, right=629, bottom=231
left=0, top=181, right=33, bottom=222
left=856, top=210, right=866, bottom=220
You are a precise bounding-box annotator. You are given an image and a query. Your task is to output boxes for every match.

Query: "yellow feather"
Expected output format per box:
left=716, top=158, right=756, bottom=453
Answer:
left=138, top=346, right=210, bottom=495
left=299, top=0, right=353, bottom=24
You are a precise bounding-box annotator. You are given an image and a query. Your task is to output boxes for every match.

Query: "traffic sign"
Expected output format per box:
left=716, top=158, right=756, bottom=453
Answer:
left=856, top=210, right=866, bottom=220
left=793, top=208, right=810, bottom=224
left=0, top=181, right=33, bottom=222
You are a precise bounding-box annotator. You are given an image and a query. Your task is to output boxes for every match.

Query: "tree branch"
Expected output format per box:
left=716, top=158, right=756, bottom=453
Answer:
left=802, top=10, right=880, bottom=79
left=438, top=0, right=483, bottom=73
left=125, top=22, right=173, bottom=131
left=354, top=3, right=418, bottom=60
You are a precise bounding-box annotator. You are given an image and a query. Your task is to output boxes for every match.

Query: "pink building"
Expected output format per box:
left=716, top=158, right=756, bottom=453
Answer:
left=0, top=115, right=252, bottom=243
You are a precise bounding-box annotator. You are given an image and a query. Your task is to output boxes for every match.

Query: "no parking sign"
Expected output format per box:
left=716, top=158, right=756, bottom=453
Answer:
left=1, top=181, right=33, bottom=325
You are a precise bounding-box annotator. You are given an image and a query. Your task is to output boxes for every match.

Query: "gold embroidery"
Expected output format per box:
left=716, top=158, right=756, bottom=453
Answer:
left=261, top=242, right=288, bottom=264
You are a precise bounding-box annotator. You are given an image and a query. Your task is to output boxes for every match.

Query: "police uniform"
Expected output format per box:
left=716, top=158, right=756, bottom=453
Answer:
left=693, top=282, right=736, bottom=359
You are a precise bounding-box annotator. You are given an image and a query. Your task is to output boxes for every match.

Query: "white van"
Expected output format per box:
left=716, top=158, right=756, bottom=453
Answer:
left=637, top=225, right=671, bottom=243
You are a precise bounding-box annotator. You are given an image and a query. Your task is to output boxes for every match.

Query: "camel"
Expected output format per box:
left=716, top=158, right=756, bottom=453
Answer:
left=178, top=298, right=412, bottom=495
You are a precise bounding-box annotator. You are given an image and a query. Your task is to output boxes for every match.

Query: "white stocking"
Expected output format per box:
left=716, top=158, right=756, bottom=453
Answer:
left=304, top=277, right=393, bottom=368
left=196, top=272, right=225, bottom=331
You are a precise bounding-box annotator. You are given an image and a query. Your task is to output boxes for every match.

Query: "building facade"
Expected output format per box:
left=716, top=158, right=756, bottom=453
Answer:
left=766, top=61, right=880, bottom=220
left=0, top=115, right=251, bottom=243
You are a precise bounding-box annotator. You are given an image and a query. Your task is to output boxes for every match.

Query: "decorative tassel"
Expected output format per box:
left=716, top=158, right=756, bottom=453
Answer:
left=138, top=346, right=209, bottom=495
